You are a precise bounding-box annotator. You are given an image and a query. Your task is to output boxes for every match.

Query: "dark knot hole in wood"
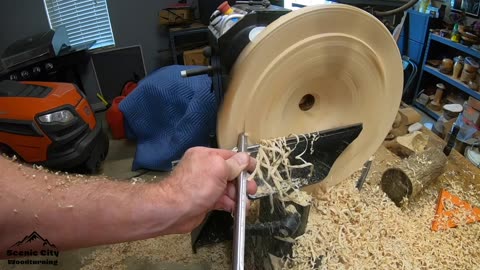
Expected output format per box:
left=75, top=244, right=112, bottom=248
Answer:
left=299, top=94, right=315, bottom=111
left=381, top=168, right=413, bottom=206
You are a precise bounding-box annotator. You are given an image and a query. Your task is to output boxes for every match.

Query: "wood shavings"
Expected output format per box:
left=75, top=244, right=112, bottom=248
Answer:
left=250, top=135, right=314, bottom=212
left=131, top=177, right=144, bottom=185
left=285, top=190, right=312, bottom=207
left=285, top=164, right=480, bottom=270
left=80, top=235, right=231, bottom=270
left=64, top=139, right=476, bottom=269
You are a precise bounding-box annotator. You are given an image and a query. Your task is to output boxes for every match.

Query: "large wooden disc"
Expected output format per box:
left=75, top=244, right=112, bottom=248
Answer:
left=218, top=4, right=403, bottom=187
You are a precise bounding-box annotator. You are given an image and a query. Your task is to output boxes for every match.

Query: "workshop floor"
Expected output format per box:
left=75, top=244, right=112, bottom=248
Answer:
left=0, top=109, right=448, bottom=269
left=0, top=113, right=208, bottom=270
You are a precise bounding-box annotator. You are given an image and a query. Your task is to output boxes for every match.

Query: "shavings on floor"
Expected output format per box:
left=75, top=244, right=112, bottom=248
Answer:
left=80, top=235, right=231, bottom=270
left=79, top=146, right=479, bottom=269
left=285, top=168, right=480, bottom=270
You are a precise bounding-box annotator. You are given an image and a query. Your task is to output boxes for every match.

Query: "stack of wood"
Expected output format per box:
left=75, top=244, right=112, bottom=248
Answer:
left=387, top=106, right=422, bottom=139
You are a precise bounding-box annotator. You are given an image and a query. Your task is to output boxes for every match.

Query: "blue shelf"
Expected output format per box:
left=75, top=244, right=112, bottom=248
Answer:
left=430, top=34, right=480, bottom=59
left=413, top=101, right=441, bottom=121
left=423, top=65, right=480, bottom=100
left=414, top=33, right=480, bottom=119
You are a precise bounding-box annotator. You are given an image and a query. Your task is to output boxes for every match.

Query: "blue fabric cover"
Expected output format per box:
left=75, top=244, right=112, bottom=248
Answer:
left=119, top=65, right=216, bottom=171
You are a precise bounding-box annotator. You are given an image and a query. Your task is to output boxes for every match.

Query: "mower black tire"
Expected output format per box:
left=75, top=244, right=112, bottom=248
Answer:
left=77, top=132, right=109, bottom=175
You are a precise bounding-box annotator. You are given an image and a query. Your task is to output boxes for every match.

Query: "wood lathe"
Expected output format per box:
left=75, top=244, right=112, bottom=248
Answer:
left=181, top=2, right=407, bottom=269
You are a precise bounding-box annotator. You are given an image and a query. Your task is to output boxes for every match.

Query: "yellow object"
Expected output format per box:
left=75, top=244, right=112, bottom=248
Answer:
left=419, top=0, right=430, bottom=13
left=451, top=33, right=461, bottom=43
left=96, top=93, right=109, bottom=106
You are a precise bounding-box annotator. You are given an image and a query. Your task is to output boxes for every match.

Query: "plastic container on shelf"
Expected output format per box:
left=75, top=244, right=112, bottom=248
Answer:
left=451, top=24, right=461, bottom=43
left=465, top=144, right=480, bottom=167
left=460, top=69, right=476, bottom=83
left=453, top=56, right=464, bottom=79
left=464, top=57, right=479, bottom=73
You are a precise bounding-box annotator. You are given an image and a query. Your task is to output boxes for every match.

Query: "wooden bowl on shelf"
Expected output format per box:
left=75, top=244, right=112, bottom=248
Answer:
left=460, top=32, right=479, bottom=45
left=427, top=59, right=442, bottom=67
left=458, top=25, right=472, bottom=35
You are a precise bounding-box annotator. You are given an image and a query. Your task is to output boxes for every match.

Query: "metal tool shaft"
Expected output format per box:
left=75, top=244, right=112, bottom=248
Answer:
left=233, top=133, right=248, bottom=270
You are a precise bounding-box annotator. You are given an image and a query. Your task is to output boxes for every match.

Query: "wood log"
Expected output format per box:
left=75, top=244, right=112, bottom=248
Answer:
left=399, top=107, right=422, bottom=126
left=381, top=147, right=447, bottom=206
left=392, top=112, right=403, bottom=128
left=384, top=131, right=429, bottom=158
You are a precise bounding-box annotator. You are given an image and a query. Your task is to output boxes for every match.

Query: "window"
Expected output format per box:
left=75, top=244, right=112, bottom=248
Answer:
left=43, top=0, right=115, bottom=49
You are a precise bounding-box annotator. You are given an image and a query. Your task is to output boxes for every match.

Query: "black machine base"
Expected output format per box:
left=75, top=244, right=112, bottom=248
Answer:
left=191, top=124, right=363, bottom=268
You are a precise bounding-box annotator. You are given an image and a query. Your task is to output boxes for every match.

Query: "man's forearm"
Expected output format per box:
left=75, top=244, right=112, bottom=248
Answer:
left=0, top=157, right=183, bottom=255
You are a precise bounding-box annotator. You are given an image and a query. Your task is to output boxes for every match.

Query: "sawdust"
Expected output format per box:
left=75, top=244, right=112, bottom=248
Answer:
left=5, top=138, right=479, bottom=269
left=285, top=152, right=480, bottom=269
left=80, top=235, right=231, bottom=270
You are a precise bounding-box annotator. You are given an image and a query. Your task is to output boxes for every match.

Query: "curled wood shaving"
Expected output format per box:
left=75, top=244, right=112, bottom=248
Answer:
left=284, top=169, right=480, bottom=269
left=250, top=135, right=314, bottom=212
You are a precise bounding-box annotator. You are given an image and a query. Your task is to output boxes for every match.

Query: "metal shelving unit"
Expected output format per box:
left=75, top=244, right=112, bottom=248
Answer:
left=423, top=65, right=480, bottom=100
left=414, top=33, right=480, bottom=120
left=430, top=34, right=480, bottom=59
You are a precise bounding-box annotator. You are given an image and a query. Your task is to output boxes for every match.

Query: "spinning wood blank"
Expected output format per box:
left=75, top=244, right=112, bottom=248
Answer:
left=217, top=4, right=403, bottom=187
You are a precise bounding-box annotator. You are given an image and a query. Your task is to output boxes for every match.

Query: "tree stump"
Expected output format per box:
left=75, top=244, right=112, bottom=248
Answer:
left=381, top=147, right=447, bottom=206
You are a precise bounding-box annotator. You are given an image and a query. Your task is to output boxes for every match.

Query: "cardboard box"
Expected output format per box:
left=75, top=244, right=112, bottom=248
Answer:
left=468, top=96, right=480, bottom=111
left=463, top=102, right=480, bottom=127
left=183, top=48, right=208, bottom=66
left=159, top=8, right=193, bottom=26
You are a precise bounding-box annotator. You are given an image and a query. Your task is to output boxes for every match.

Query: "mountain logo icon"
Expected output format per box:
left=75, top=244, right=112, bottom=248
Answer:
left=10, top=231, right=57, bottom=249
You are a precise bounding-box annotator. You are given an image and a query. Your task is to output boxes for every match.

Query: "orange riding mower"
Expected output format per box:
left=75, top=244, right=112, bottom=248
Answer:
left=0, top=80, right=109, bottom=173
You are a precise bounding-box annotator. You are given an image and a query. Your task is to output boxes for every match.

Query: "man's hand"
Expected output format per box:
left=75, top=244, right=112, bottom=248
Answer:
left=162, top=147, right=257, bottom=234
left=0, top=147, right=256, bottom=253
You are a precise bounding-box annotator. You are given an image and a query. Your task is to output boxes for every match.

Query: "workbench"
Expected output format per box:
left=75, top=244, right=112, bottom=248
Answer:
left=19, top=128, right=477, bottom=270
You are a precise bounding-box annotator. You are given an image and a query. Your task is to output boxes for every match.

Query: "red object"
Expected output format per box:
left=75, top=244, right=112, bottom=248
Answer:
left=106, top=96, right=126, bottom=140
left=122, top=81, right=138, bottom=96
left=218, top=1, right=231, bottom=14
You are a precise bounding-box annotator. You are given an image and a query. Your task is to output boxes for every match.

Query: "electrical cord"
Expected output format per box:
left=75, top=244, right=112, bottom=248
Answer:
left=373, top=0, right=419, bottom=17
left=402, top=58, right=418, bottom=99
